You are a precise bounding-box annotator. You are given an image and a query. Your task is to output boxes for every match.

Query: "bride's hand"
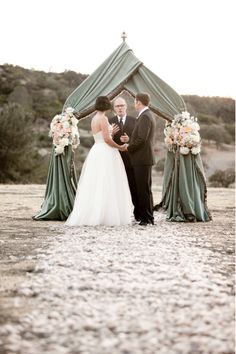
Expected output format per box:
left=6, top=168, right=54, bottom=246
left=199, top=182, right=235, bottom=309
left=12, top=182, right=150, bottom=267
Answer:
left=119, top=144, right=128, bottom=152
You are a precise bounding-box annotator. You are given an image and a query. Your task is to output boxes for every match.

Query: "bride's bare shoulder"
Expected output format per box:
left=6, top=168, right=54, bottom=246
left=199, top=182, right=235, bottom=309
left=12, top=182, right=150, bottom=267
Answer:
left=93, top=112, right=107, bottom=120
left=100, top=115, right=109, bottom=125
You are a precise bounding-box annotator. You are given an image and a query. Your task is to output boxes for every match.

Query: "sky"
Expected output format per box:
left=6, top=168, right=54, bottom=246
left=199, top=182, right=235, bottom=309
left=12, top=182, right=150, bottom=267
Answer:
left=0, top=0, right=235, bottom=98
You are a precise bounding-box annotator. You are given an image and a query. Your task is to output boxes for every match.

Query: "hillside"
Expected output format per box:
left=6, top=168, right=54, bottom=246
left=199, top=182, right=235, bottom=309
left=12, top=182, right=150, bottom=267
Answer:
left=0, top=64, right=235, bottom=184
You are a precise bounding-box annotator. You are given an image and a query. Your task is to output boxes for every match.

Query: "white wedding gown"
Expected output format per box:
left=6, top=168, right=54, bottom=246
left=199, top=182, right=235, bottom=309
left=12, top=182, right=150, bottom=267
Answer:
left=65, top=128, right=133, bottom=226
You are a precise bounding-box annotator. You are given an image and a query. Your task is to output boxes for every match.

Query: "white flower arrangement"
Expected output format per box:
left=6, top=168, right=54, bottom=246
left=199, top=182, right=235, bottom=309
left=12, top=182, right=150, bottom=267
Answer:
left=164, top=111, right=201, bottom=155
left=49, top=107, right=80, bottom=156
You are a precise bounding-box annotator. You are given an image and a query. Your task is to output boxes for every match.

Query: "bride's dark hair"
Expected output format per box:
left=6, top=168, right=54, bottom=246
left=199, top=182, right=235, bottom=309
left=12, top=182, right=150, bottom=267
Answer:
left=95, top=96, right=112, bottom=111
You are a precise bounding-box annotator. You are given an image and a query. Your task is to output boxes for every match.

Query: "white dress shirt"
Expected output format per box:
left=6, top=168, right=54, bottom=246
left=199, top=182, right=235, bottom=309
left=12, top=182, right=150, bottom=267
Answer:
left=137, top=106, right=149, bottom=118
left=118, top=114, right=127, bottom=125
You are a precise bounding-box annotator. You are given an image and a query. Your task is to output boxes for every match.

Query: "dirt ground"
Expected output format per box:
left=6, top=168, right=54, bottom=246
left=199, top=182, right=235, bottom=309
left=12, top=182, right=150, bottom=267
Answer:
left=0, top=184, right=235, bottom=354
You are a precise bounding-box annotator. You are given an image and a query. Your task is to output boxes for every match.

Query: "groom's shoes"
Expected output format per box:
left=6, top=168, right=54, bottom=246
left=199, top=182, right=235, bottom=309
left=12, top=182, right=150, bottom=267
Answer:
left=139, top=221, right=148, bottom=226
left=139, top=219, right=154, bottom=226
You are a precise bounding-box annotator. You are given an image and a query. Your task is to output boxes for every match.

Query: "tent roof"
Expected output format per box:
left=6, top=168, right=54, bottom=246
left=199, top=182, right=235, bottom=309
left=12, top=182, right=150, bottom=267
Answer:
left=63, top=41, right=186, bottom=121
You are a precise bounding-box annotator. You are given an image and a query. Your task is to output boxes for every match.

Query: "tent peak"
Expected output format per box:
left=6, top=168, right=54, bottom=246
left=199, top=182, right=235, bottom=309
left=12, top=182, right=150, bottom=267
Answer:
left=121, top=31, right=127, bottom=42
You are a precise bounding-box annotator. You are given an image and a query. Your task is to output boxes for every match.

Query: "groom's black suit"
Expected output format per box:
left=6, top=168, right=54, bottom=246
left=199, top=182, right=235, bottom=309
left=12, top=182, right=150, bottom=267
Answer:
left=109, top=115, right=139, bottom=219
left=128, top=108, right=156, bottom=224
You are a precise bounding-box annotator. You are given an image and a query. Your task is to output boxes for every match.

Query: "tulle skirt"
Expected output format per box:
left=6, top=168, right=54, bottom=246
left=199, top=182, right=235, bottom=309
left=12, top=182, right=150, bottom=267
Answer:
left=65, top=142, right=133, bottom=226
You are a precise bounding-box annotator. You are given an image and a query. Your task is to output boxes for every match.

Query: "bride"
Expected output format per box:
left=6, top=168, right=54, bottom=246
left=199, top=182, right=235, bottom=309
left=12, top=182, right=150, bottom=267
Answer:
left=65, top=96, right=133, bottom=227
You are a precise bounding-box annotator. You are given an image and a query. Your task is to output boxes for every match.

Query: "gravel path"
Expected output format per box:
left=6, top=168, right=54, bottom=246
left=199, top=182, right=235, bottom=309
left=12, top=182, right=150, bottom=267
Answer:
left=0, top=185, right=234, bottom=354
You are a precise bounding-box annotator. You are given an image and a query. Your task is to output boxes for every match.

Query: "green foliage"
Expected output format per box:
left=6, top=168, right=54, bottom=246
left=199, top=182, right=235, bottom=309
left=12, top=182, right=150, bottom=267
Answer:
left=155, top=157, right=165, bottom=172
left=197, top=113, right=220, bottom=125
left=183, top=95, right=235, bottom=145
left=0, top=71, right=15, bottom=94
left=0, top=64, right=234, bottom=184
left=78, top=116, right=92, bottom=131
left=209, top=168, right=235, bottom=188
left=79, top=136, right=94, bottom=148
left=37, top=133, right=51, bottom=147
left=155, top=118, right=165, bottom=141
left=29, top=153, right=51, bottom=184
left=224, top=123, right=235, bottom=142
left=61, top=70, right=87, bottom=87
left=32, top=89, right=62, bottom=119
left=0, top=103, right=41, bottom=182
left=201, top=124, right=232, bottom=147
left=0, top=64, right=88, bottom=123
left=8, top=85, right=33, bottom=110
left=0, top=94, right=8, bottom=104
left=183, top=95, right=235, bottom=124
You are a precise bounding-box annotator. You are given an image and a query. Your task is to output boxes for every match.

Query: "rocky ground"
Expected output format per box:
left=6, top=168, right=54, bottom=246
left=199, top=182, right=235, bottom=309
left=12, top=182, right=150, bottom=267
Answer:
left=0, top=184, right=234, bottom=354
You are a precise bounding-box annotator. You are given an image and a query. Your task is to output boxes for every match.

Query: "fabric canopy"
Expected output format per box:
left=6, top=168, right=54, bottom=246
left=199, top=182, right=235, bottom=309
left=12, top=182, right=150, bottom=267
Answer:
left=63, top=41, right=186, bottom=121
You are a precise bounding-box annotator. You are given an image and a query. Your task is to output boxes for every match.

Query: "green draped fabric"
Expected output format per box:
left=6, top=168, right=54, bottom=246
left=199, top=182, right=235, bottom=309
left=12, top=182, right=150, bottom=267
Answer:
left=155, top=151, right=212, bottom=222
left=34, top=146, right=77, bottom=221
left=63, top=42, right=142, bottom=116
left=124, top=66, right=186, bottom=119
left=63, top=41, right=186, bottom=121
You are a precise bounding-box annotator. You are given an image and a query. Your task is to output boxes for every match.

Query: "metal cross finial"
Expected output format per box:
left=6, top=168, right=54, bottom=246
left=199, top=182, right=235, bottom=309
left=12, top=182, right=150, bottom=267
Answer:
left=121, top=31, right=127, bottom=42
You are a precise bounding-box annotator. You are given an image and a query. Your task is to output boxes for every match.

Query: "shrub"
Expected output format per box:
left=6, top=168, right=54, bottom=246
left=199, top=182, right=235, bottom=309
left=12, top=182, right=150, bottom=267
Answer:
left=209, top=168, right=235, bottom=188
left=197, top=113, right=220, bottom=125
left=224, top=123, right=235, bottom=143
left=38, top=133, right=51, bottom=147
left=8, top=85, right=33, bottom=110
left=155, top=157, right=165, bottom=172
left=201, top=124, right=232, bottom=147
left=32, top=89, right=62, bottom=119
left=78, top=116, right=92, bottom=131
left=0, top=103, right=37, bottom=182
left=79, top=136, right=94, bottom=148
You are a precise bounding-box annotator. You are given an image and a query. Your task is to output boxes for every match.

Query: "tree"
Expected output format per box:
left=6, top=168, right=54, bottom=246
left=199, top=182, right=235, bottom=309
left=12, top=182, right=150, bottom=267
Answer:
left=201, top=124, right=232, bottom=147
left=154, top=157, right=165, bottom=173
left=0, top=103, right=37, bottom=182
left=183, top=95, right=235, bottom=124
left=209, top=168, right=235, bottom=188
left=8, top=85, right=33, bottom=110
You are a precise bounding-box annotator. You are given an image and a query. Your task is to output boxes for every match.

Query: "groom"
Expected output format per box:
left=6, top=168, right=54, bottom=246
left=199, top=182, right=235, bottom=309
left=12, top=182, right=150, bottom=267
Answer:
left=125, top=93, right=156, bottom=226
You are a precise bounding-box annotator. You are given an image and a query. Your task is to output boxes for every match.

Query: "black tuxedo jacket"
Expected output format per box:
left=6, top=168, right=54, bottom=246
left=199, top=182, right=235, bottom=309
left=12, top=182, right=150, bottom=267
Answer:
left=109, top=115, right=136, bottom=168
left=128, top=109, right=156, bottom=166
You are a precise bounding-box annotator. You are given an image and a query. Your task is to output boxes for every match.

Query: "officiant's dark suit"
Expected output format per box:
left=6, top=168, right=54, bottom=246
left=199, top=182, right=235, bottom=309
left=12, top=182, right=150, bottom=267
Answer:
left=127, top=93, right=156, bottom=225
left=109, top=112, right=139, bottom=219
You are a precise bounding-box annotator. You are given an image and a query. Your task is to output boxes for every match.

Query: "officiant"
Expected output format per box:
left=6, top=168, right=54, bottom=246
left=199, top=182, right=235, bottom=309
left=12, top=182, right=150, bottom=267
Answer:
left=109, top=97, right=139, bottom=221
